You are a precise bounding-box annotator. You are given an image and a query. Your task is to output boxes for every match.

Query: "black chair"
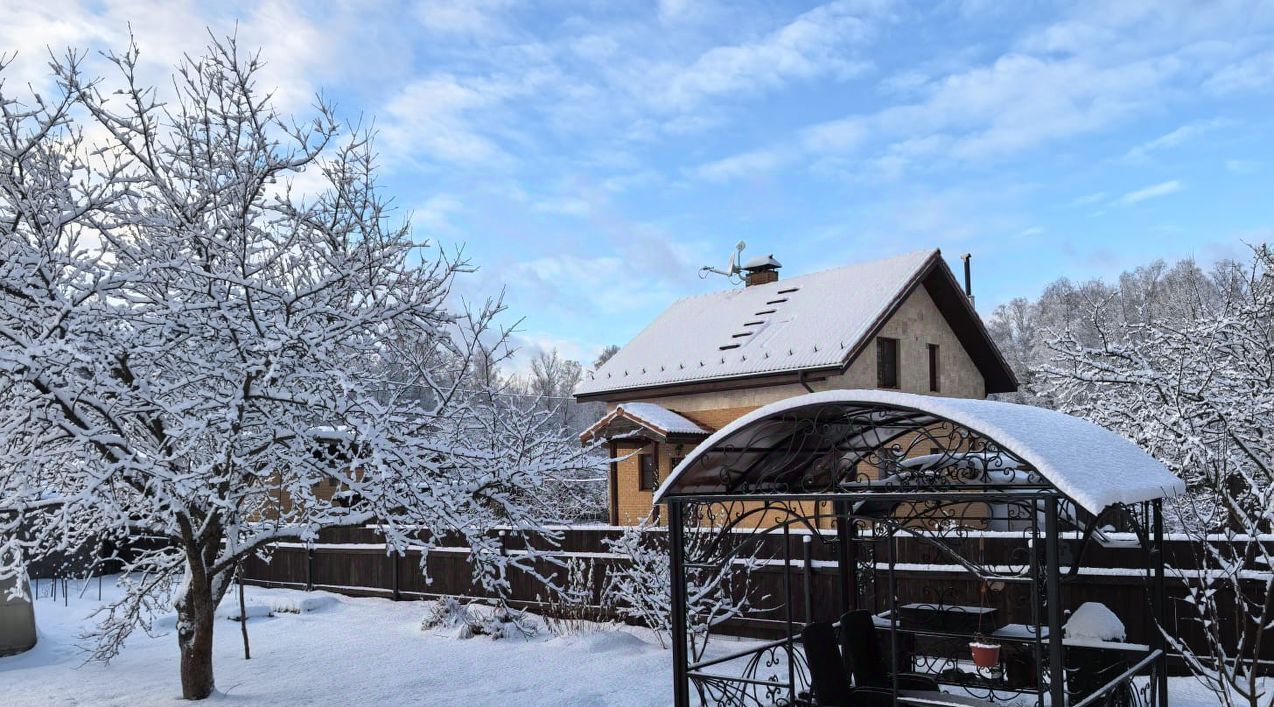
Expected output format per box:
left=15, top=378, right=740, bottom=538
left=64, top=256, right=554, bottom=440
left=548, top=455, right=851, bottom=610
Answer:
left=839, top=610, right=941, bottom=692
left=801, top=622, right=900, bottom=707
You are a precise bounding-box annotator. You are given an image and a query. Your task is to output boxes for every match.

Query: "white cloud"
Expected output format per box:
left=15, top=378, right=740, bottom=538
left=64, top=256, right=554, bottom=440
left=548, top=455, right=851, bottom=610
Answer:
left=1118, top=180, right=1183, bottom=205
left=687, top=42, right=1183, bottom=182
left=1226, top=159, right=1259, bottom=175
left=679, top=2, right=1274, bottom=183
left=1123, top=119, right=1229, bottom=162
left=1206, top=49, right=1274, bottom=94
left=379, top=74, right=524, bottom=167
left=693, top=148, right=789, bottom=182
left=414, top=0, right=517, bottom=38
left=649, top=0, right=883, bottom=113
left=412, top=193, right=465, bottom=235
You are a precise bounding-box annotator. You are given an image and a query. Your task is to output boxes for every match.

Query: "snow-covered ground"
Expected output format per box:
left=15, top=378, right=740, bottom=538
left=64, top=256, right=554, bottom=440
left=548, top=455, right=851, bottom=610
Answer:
left=0, top=578, right=1233, bottom=705
left=2, top=578, right=670, bottom=705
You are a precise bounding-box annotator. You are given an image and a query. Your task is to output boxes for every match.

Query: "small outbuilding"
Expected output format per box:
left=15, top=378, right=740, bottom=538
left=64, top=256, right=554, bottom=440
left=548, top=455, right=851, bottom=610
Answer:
left=1, top=572, right=37, bottom=657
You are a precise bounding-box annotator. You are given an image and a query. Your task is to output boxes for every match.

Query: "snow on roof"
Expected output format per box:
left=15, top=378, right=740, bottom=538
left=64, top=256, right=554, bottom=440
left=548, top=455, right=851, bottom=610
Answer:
left=576, top=249, right=938, bottom=397
left=615, top=403, right=709, bottom=435
left=742, top=254, right=781, bottom=270
left=653, top=389, right=1186, bottom=515
left=580, top=402, right=710, bottom=443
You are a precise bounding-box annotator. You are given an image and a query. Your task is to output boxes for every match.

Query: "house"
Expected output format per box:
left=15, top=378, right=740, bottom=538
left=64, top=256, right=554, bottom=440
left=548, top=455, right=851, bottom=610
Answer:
left=574, top=248, right=1017, bottom=526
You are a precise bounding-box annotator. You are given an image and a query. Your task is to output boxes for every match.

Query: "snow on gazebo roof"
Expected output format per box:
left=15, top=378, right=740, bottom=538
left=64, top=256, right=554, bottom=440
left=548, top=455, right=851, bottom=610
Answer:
left=653, top=389, right=1185, bottom=515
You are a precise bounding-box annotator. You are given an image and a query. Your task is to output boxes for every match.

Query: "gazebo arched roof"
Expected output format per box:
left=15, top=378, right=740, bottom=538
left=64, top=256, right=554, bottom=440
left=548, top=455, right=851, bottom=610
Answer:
left=653, top=389, right=1184, bottom=515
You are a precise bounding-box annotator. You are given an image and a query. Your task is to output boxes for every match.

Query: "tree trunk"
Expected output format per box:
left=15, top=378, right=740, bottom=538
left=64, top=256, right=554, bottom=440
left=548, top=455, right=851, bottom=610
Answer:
left=175, top=575, right=217, bottom=699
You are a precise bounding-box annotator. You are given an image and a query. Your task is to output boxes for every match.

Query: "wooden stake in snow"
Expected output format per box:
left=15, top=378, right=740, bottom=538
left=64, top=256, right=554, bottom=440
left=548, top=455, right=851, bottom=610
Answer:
left=237, top=563, right=250, bottom=661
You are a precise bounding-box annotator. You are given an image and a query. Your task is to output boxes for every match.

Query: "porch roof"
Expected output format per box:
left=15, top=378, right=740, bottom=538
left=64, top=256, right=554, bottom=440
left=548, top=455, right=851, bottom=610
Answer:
left=580, top=403, right=711, bottom=444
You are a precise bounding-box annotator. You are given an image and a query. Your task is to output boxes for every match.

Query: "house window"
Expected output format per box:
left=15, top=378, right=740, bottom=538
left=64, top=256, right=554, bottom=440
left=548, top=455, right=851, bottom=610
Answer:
left=639, top=453, right=658, bottom=491
left=928, top=343, right=940, bottom=392
left=877, top=337, right=899, bottom=389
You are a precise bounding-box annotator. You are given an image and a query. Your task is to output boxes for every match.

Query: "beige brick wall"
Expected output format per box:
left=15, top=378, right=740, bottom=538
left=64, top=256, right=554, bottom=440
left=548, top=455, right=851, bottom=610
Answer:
left=613, top=439, right=704, bottom=525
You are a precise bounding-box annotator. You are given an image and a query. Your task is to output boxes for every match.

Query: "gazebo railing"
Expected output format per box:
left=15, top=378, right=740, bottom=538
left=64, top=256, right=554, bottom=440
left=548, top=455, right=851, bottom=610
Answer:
left=1071, top=649, right=1164, bottom=707
left=687, top=634, right=811, bottom=706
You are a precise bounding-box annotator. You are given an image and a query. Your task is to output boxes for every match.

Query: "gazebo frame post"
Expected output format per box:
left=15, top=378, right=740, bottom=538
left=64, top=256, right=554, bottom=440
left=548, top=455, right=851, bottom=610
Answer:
left=1044, top=496, right=1066, bottom=707
left=668, top=500, right=691, bottom=707
left=1152, top=499, right=1168, bottom=706
left=835, top=499, right=857, bottom=615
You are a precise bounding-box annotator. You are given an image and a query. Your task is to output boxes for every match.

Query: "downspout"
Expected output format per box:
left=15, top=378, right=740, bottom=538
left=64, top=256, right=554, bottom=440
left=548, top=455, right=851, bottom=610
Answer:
left=798, top=369, right=815, bottom=393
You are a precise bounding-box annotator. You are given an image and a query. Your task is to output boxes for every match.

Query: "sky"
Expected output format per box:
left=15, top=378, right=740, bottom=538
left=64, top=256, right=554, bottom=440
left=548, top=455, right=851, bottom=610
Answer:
left=5, top=0, right=1274, bottom=370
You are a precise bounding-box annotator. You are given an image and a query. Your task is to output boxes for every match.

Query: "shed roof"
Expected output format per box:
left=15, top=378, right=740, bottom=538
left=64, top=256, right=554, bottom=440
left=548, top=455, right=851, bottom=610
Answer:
left=653, top=389, right=1185, bottom=516
left=575, top=249, right=1016, bottom=400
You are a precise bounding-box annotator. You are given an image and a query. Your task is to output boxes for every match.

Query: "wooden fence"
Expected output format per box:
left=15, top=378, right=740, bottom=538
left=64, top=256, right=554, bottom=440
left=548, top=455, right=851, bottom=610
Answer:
left=240, top=524, right=1271, bottom=671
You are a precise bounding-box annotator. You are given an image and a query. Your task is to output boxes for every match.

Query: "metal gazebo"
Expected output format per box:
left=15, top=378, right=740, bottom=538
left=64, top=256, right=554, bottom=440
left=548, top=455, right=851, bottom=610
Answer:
left=654, top=390, right=1185, bottom=707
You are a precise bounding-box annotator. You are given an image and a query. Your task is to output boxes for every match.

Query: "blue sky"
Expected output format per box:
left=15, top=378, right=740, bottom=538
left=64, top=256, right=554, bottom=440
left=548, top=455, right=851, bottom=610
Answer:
left=7, top=1, right=1274, bottom=368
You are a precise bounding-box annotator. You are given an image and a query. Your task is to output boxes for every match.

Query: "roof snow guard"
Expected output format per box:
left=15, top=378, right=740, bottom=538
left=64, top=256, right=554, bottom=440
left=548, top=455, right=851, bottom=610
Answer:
left=653, top=390, right=1185, bottom=516
left=575, top=249, right=1017, bottom=400
left=580, top=403, right=711, bottom=444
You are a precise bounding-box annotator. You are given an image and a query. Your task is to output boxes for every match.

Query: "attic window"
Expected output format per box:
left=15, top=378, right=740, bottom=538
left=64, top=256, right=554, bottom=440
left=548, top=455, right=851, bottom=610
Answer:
left=719, top=343, right=741, bottom=350
left=877, top=337, right=899, bottom=389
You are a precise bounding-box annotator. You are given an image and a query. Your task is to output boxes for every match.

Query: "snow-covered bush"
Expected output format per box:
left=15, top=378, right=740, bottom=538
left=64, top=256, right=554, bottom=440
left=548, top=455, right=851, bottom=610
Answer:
left=603, top=516, right=755, bottom=658
left=421, top=597, right=541, bottom=640
left=538, top=557, right=615, bottom=637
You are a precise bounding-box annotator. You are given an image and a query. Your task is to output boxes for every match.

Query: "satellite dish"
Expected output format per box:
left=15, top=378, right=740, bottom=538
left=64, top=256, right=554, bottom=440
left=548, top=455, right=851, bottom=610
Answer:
left=700, top=241, right=747, bottom=282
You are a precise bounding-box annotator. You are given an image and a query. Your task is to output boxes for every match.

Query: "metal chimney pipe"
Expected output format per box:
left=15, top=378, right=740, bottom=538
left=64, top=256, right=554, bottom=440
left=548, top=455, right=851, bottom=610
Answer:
left=961, top=253, right=974, bottom=304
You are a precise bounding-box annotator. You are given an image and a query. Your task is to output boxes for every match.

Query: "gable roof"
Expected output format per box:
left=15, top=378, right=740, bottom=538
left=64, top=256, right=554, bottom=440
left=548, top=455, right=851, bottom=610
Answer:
left=575, top=249, right=1017, bottom=400
left=579, top=403, right=711, bottom=444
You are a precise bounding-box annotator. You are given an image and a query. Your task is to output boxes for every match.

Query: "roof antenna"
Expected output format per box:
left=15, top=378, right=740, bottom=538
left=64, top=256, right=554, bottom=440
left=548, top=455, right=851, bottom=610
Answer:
left=700, top=241, right=746, bottom=283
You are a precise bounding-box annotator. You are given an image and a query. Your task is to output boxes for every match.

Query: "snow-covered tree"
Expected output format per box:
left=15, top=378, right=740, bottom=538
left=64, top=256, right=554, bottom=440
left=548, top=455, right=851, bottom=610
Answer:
left=592, top=344, right=620, bottom=370
left=0, top=38, right=594, bottom=699
left=1038, top=245, right=1273, bottom=707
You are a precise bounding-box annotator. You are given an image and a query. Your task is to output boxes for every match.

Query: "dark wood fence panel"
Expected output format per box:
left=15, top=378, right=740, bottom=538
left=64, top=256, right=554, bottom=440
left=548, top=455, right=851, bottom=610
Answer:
left=240, top=525, right=1272, bottom=670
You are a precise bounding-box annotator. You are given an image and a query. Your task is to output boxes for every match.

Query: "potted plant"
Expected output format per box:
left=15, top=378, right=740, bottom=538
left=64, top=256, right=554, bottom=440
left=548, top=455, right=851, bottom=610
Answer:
left=969, top=635, right=1001, bottom=670
left=968, top=580, right=1001, bottom=671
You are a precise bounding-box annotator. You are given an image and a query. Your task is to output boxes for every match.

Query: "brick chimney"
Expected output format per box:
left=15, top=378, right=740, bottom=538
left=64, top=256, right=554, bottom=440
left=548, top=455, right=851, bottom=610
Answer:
left=742, top=254, right=781, bottom=287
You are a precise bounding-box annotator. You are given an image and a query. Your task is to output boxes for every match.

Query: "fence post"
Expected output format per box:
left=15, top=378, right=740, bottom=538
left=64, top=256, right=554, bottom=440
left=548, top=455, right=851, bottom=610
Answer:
left=392, top=551, right=401, bottom=601
left=305, top=545, right=314, bottom=592
left=802, top=534, right=813, bottom=623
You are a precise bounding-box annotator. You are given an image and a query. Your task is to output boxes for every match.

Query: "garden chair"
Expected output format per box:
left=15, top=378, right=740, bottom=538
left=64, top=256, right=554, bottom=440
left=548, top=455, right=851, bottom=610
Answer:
left=801, top=622, right=894, bottom=706
left=839, top=610, right=940, bottom=692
